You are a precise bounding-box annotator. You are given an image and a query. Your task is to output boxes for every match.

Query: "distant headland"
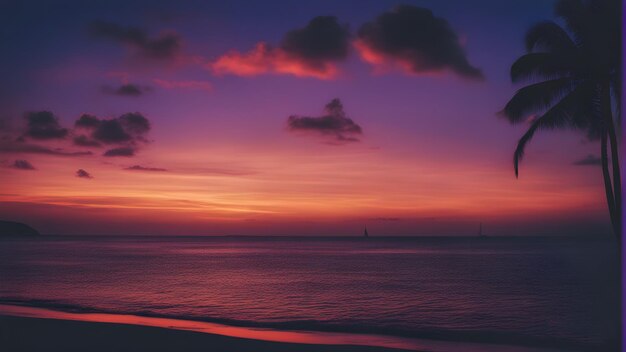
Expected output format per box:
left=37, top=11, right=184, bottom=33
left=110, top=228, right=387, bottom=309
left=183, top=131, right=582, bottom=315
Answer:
left=0, top=221, right=40, bottom=237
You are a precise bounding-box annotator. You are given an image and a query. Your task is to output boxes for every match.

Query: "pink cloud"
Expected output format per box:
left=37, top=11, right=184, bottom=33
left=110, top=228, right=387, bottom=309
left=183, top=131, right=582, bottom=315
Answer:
left=353, top=40, right=445, bottom=78
left=211, top=43, right=339, bottom=80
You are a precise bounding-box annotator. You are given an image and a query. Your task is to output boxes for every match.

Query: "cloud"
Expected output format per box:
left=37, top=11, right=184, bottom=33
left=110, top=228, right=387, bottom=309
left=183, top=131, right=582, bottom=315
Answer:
left=572, top=154, right=602, bottom=166
left=153, top=79, right=212, bottom=91
left=92, top=119, right=132, bottom=143
left=287, top=98, right=362, bottom=143
left=281, top=16, right=351, bottom=67
left=2, top=111, right=152, bottom=159
left=101, top=84, right=151, bottom=97
left=0, top=142, right=93, bottom=157
left=212, top=16, right=350, bottom=79
left=104, top=147, right=135, bottom=157
left=76, top=169, right=93, bottom=179
left=74, top=112, right=150, bottom=146
left=355, top=5, right=483, bottom=80
left=75, top=114, right=100, bottom=129
left=119, top=112, right=150, bottom=135
left=88, top=20, right=181, bottom=61
left=22, top=111, right=69, bottom=140
left=124, top=165, right=167, bottom=172
left=73, top=135, right=102, bottom=147
left=13, top=159, right=35, bottom=170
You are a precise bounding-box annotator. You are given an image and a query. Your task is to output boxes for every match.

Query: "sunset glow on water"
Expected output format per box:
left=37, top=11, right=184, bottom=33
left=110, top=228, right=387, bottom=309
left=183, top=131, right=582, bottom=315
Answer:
left=0, top=236, right=618, bottom=351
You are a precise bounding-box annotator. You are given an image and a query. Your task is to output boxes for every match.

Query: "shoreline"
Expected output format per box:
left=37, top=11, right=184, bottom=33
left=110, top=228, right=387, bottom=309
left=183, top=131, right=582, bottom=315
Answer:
left=0, top=315, right=408, bottom=352
left=0, top=304, right=567, bottom=352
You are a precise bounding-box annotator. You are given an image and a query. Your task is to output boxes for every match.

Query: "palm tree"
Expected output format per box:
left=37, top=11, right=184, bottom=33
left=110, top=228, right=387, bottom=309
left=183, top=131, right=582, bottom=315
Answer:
left=502, top=0, right=621, bottom=239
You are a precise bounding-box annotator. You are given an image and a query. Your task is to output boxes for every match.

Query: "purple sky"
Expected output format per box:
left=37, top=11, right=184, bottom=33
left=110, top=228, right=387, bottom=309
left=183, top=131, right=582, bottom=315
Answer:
left=0, top=0, right=613, bottom=236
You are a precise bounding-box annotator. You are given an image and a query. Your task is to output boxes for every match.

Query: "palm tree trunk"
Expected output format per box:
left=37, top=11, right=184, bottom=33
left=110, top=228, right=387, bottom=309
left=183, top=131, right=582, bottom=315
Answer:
left=602, top=81, right=622, bottom=240
left=601, top=129, right=618, bottom=236
left=607, top=123, right=621, bottom=238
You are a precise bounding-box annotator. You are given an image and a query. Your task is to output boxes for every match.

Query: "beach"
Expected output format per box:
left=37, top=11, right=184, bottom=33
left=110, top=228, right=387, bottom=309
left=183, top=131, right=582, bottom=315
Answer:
left=0, top=315, right=410, bottom=352
left=0, top=306, right=572, bottom=352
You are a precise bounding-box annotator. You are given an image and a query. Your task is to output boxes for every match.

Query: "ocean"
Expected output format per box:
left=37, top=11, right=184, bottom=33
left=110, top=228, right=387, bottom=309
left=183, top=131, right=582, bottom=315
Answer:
left=0, top=236, right=619, bottom=351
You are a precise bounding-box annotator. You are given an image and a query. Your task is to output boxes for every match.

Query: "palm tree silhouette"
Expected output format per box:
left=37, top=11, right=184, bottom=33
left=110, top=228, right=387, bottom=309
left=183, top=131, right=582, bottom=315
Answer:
left=501, top=0, right=621, bottom=239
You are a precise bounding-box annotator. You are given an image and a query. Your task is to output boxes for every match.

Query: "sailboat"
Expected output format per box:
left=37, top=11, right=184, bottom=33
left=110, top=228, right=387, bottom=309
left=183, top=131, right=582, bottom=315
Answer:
left=363, top=226, right=369, bottom=238
left=478, top=222, right=485, bottom=237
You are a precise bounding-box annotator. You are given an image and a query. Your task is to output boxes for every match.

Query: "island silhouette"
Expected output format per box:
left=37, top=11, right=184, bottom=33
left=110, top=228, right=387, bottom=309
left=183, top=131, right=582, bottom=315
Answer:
left=0, top=221, right=40, bottom=237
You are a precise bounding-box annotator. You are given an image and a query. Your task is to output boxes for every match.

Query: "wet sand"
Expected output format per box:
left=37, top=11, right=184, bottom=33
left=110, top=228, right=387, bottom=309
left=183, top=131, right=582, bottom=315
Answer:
left=0, top=305, right=570, bottom=352
left=0, top=315, right=411, bottom=352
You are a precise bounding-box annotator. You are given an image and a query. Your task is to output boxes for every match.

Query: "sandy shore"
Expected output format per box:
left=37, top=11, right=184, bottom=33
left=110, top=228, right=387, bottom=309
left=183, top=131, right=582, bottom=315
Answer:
left=0, top=315, right=411, bottom=352
left=0, top=305, right=573, bottom=352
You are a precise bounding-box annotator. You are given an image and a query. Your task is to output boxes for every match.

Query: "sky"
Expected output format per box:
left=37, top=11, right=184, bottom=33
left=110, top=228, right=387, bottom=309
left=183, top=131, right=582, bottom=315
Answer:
left=0, top=0, right=613, bottom=236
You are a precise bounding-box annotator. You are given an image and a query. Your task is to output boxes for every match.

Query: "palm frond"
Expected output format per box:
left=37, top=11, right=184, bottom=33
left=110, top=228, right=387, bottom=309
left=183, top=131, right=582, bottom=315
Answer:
left=572, top=84, right=603, bottom=140
left=555, top=0, right=586, bottom=45
left=534, top=84, right=591, bottom=130
left=556, top=0, right=620, bottom=52
left=514, top=119, right=541, bottom=178
left=525, top=21, right=577, bottom=53
left=513, top=83, right=591, bottom=177
left=510, top=53, right=578, bottom=83
left=503, top=78, right=576, bottom=123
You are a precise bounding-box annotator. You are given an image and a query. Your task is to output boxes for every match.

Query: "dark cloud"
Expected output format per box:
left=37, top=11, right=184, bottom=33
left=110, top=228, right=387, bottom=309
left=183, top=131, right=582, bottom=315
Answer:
left=73, top=135, right=102, bottom=147
left=2, top=111, right=152, bottom=159
left=119, top=113, right=150, bottom=135
left=23, top=111, right=68, bottom=140
left=75, top=114, right=100, bottom=129
left=13, top=159, right=35, bottom=170
left=124, top=165, right=167, bottom=172
left=287, top=98, right=362, bottom=143
left=92, top=119, right=132, bottom=144
left=356, top=5, right=483, bottom=80
left=103, top=147, right=135, bottom=157
left=89, top=20, right=181, bottom=61
left=74, top=112, right=151, bottom=147
left=212, top=16, right=350, bottom=79
left=101, top=84, right=151, bottom=97
left=0, top=142, right=93, bottom=157
left=76, top=169, right=93, bottom=179
left=280, top=16, right=351, bottom=68
left=572, top=154, right=602, bottom=166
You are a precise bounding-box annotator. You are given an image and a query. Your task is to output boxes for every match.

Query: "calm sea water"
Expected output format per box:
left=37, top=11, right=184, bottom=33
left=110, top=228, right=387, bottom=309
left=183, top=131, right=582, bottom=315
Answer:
left=0, top=236, right=619, bottom=351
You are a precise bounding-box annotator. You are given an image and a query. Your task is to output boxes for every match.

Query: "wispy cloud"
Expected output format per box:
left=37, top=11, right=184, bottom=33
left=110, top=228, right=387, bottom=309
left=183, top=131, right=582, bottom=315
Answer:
left=101, top=83, right=151, bottom=97
left=153, top=78, right=212, bottom=91
left=88, top=20, right=181, bottom=62
left=13, top=159, right=36, bottom=170
left=124, top=165, right=168, bottom=172
left=104, top=146, right=135, bottom=157
left=572, top=154, right=602, bottom=166
left=0, top=142, right=93, bottom=157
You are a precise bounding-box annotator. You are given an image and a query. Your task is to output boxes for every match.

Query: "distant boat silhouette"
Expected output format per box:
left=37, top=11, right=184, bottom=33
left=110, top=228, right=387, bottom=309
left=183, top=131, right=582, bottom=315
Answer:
left=478, top=222, right=485, bottom=237
left=363, top=226, right=369, bottom=238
